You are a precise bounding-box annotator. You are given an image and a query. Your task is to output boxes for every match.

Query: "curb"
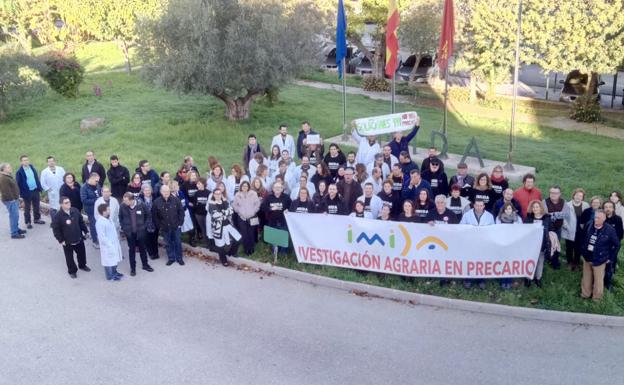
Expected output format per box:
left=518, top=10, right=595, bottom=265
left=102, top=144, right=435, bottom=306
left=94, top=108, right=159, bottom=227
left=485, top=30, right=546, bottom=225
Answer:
left=38, top=202, right=623, bottom=327
left=180, top=243, right=624, bottom=328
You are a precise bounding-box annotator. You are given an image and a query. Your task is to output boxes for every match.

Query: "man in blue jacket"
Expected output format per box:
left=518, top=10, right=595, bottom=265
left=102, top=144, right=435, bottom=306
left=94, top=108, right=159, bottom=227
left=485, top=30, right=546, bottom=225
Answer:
left=15, top=155, right=45, bottom=228
left=296, top=121, right=318, bottom=160
left=387, top=119, right=420, bottom=159
left=581, top=210, right=620, bottom=300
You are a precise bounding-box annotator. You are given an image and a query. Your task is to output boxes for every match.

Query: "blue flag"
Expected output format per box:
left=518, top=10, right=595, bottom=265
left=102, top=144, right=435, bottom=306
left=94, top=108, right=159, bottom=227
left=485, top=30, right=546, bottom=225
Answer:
left=336, top=0, right=347, bottom=79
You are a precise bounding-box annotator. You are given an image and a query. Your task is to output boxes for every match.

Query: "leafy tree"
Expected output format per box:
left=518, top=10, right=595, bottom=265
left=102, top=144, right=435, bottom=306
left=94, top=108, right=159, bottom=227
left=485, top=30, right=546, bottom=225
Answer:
left=0, top=0, right=61, bottom=53
left=455, top=0, right=520, bottom=102
left=523, top=0, right=624, bottom=95
left=137, top=0, right=322, bottom=121
left=0, top=44, right=46, bottom=121
left=56, top=0, right=163, bottom=73
left=400, top=0, right=442, bottom=81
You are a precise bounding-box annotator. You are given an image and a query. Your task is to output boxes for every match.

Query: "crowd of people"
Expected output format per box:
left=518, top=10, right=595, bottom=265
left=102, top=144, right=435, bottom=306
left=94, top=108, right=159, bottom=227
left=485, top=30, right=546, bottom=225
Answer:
left=0, top=120, right=621, bottom=301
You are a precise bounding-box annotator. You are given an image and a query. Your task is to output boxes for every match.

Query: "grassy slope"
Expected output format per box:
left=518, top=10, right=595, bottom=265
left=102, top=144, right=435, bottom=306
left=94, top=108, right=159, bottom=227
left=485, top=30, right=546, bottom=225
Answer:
left=2, top=63, right=623, bottom=315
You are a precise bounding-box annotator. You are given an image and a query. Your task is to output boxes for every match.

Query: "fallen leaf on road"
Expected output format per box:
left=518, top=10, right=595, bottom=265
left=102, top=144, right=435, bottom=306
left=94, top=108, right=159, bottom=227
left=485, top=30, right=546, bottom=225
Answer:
left=351, top=290, right=369, bottom=297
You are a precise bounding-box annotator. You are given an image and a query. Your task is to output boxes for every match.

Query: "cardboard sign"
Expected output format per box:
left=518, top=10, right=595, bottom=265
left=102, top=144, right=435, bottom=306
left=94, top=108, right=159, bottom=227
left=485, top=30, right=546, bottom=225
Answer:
left=306, top=134, right=321, bottom=145
left=353, top=111, right=419, bottom=136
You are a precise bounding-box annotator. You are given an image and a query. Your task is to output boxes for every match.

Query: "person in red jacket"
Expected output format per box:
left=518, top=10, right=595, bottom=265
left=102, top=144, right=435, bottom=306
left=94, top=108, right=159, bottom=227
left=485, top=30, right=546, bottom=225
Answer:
left=513, top=173, right=542, bottom=220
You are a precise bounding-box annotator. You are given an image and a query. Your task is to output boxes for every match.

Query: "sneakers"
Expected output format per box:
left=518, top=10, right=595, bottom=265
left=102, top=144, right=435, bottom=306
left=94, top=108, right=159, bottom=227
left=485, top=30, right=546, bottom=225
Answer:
left=11, top=234, right=25, bottom=239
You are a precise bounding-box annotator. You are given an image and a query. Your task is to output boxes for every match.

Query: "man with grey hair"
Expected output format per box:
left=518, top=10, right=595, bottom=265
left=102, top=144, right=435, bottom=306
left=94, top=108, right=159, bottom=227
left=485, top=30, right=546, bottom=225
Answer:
left=428, top=194, right=459, bottom=225
left=94, top=186, right=120, bottom=232
left=0, top=163, right=26, bottom=239
left=152, top=185, right=185, bottom=265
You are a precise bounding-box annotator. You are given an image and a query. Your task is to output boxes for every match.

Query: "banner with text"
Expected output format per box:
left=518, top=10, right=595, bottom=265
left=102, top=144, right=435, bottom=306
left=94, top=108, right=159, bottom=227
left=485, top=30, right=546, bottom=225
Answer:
left=353, top=111, right=419, bottom=136
left=286, top=213, right=543, bottom=279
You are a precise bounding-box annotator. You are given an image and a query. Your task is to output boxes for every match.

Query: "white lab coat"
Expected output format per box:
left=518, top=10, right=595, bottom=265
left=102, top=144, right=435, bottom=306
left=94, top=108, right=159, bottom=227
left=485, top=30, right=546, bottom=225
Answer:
left=366, top=162, right=390, bottom=180
left=40, top=166, right=66, bottom=210
left=94, top=197, right=120, bottom=231
left=225, top=175, right=250, bottom=203
left=357, top=194, right=384, bottom=219
left=352, top=130, right=380, bottom=166
left=459, top=209, right=495, bottom=226
left=271, top=134, right=296, bottom=159
left=363, top=176, right=383, bottom=195
left=290, top=182, right=317, bottom=200
left=95, top=217, right=123, bottom=267
left=248, top=157, right=267, bottom=179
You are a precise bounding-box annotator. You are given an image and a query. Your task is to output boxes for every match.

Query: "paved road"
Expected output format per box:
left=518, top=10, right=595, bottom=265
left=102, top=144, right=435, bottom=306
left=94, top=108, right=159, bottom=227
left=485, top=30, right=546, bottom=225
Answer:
left=1, top=211, right=623, bottom=385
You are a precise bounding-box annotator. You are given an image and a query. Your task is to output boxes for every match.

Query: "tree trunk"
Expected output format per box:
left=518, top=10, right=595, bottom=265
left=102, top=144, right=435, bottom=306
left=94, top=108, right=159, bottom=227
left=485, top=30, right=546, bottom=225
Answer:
left=224, top=98, right=253, bottom=120
left=585, top=72, right=595, bottom=96
left=372, top=39, right=386, bottom=79
left=408, top=55, right=423, bottom=82
left=469, top=75, right=478, bottom=104
left=120, top=40, right=132, bottom=73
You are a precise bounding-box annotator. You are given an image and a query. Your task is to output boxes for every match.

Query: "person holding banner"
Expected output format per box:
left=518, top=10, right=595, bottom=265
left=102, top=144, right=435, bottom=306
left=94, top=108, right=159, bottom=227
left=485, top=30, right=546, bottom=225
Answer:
left=460, top=199, right=495, bottom=289
left=352, top=127, right=380, bottom=167
left=320, top=184, right=346, bottom=216
left=349, top=201, right=373, bottom=219
left=496, top=202, right=523, bottom=290
left=427, top=195, right=459, bottom=225
left=261, top=181, right=291, bottom=254
left=446, top=184, right=471, bottom=221
left=388, top=122, right=419, bottom=160
left=581, top=210, right=620, bottom=301
left=357, top=183, right=383, bottom=219
left=398, top=200, right=418, bottom=223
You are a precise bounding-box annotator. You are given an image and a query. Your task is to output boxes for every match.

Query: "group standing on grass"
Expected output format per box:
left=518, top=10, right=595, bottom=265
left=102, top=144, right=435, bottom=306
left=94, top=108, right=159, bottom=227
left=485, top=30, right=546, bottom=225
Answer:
left=0, top=120, right=622, bottom=301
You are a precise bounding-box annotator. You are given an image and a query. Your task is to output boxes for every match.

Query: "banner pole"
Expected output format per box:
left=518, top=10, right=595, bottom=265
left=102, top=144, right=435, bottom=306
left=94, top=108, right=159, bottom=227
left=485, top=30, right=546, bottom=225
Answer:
left=342, top=59, right=348, bottom=141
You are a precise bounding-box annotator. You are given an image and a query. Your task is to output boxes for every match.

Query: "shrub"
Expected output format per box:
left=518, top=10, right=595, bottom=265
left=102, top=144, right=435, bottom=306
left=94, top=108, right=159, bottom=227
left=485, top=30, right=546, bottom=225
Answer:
left=570, top=94, right=602, bottom=123
left=42, top=52, right=84, bottom=98
left=362, top=75, right=390, bottom=92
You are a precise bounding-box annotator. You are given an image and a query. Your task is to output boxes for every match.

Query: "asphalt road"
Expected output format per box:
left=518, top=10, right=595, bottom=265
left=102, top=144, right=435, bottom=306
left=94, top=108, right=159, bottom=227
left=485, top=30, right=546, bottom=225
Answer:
left=1, top=210, right=623, bottom=385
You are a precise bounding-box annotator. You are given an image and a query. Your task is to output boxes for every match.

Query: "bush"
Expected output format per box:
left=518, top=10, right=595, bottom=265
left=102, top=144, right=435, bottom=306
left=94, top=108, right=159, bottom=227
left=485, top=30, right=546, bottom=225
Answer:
left=570, top=94, right=602, bottom=123
left=362, top=75, right=390, bottom=92
left=448, top=86, right=470, bottom=103
left=42, top=52, right=85, bottom=98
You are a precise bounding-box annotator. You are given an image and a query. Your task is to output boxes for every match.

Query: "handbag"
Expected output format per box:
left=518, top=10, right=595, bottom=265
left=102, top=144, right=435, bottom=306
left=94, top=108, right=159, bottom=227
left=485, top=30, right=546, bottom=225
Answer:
left=181, top=209, right=194, bottom=232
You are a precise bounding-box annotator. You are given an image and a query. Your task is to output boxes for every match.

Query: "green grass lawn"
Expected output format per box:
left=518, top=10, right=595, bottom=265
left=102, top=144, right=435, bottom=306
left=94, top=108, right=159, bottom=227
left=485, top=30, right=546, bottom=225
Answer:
left=2, top=68, right=624, bottom=315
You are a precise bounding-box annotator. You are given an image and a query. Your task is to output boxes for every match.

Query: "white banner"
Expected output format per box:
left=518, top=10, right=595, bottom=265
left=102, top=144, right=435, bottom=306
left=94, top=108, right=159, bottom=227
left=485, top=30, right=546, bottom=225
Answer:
left=353, top=111, right=419, bottom=136
left=286, top=213, right=543, bottom=279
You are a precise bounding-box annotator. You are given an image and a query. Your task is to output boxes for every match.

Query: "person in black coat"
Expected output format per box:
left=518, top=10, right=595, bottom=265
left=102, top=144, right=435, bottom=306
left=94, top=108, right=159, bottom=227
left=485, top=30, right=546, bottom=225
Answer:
left=152, top=185, right=185, bottom=265
left=107, top=155, right=130, bottom=201
left=59, top=173, right=82, bottom=212
left=51, top=197, right=90, bottom=278
left=420, top=158, right=449, bottom=197
left=581, top=210, right=620, bottom=300
left=81, top=150, right=106, bottom=184
left=119, top=193, right=154, bottom=276
left=603, top=201, right=623, bottom=290
left=320, top=184, right=346, bottom=215
left=378, top=180, right=401, bottom=219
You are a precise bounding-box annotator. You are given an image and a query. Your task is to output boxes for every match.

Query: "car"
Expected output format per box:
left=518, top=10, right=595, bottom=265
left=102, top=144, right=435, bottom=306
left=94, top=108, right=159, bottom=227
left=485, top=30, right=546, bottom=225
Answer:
left=559, top=70, right=605, bottom=102
left=397, top=54, right=434, bottom=82
left=347, top=49, right=375, bottom=75
left=321, top=45, right=355, bottom=70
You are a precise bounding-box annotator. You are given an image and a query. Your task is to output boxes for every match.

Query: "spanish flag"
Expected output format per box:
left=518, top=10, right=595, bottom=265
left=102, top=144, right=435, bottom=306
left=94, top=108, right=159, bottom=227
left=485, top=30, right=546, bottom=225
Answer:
left=385, top=0, right=400, bottom=78
left=437, top=0, right=455, bottom=77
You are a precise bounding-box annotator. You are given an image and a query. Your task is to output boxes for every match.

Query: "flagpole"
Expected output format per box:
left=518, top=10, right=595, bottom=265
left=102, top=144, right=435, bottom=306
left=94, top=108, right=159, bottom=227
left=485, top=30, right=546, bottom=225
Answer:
left=342, top=58, right=348, bottom=141
left=505, top=0, right=522, bottom=172
left=391, top=74, right=396, bottom=113
left=443, top=65, right=449, bottom=136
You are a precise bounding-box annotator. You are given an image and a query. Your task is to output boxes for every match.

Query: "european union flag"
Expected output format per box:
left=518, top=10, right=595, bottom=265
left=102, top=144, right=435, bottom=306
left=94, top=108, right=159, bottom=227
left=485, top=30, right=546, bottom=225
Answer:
left=336, top=0, right=347, bottom=79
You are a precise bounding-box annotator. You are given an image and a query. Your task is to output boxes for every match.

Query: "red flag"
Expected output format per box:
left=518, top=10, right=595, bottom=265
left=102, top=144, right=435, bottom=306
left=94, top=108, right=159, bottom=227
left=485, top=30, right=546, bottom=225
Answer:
left=385, top=0, right=400, bottom=78
left=437, top=0, right=455, bottom=77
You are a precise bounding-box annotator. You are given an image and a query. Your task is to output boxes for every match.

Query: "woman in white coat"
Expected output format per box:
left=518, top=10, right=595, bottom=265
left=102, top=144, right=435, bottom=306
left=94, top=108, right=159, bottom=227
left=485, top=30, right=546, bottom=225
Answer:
left=561, top=188, right=589, bottom=271
left=225, top=164, right=249, bottom=203
left=95, top=204, right=123, bottom=281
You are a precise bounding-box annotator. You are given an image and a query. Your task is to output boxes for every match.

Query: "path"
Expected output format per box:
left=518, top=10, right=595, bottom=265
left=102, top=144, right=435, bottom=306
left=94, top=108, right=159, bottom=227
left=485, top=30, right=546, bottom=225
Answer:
left=294, top=80, right=624, bottom=141
left=0, top=211, right=622, bottom=385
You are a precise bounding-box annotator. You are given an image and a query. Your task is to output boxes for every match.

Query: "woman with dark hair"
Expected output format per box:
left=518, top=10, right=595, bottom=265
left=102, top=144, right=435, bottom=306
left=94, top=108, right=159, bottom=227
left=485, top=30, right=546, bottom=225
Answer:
left=268, top=145, right=282, bottom=178
left=609, top=191, right=624, bottom=219
left=354, top=163, right=368, bottom=185
left=398, top=200, right=418, bottom=223
left=379, top=204, right=392, bottom=221
left=378, top=180, right=401, bottom=219
left=414, top=188, right=435, bottom=223
left=226, top=164, right=249, bottom=203
left=290, top=187, right=315, bottom=213
left=207, top=188, right=241, bottom=266
left=496, top=202, right=522, bottom=290
left=470, top=173, right=495, bottom=212
left=349, top=200, right=373, bottom=219
left=190, top=177, right=210, bottom=244
left=127, top=173, right=143, bottom=200
left=312, top=180, right=329, bottom=211
left=232, top=181, right=260, bottom=255
left=323, top=143, right=346, bottom=179
left=525, top=200, right=553, bottom=288
left=59, top=173, right=82, bottom=212
left=562, top=188, right=589, bottom=271
left=333, top=165, right=346, bottom=184
left=311, top=162, right=332, bottom=190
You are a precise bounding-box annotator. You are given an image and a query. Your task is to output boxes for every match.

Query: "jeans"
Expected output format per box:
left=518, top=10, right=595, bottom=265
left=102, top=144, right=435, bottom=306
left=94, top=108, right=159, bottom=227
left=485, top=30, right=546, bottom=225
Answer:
left=126, top=232, right=148, bottom=270
left=23, top=190, right=41, bottom=224
left=104, top=265, right=119, bottom=280
left=3, top=200, right=20, bottom=236
left=86, top=209, right=98, bottom=244
left=163, top=228, right=183, bottom=262
left=62, top=241, right=87, bottom=274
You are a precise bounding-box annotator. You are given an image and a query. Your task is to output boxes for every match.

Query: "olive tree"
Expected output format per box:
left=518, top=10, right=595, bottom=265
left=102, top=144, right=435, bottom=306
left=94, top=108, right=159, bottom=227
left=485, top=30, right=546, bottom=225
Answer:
left=137, top=0, right=322, bottom=120
left=0, top=45, right=46, bottom=121
left=400, top=0, right=442, bottom=82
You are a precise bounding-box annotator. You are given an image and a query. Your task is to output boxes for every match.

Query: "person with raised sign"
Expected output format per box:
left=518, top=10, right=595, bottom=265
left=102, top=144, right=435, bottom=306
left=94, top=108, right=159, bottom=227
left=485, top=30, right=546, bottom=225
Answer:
left=352, top=127, right=380, bottom=167
left=388, top=117, right=420, bottom=159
